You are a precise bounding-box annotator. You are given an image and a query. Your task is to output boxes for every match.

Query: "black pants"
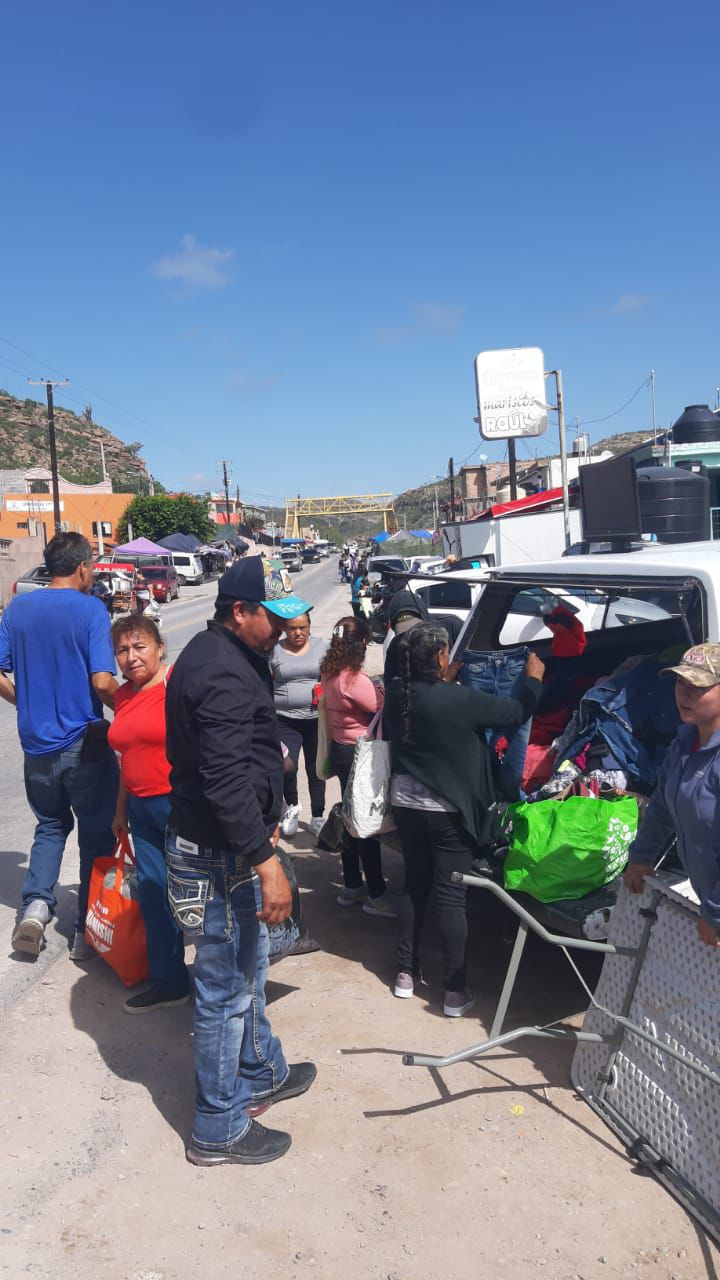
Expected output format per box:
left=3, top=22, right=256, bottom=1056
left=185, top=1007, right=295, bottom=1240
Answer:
left=330, top=740, right=386, bottom=899
left=393, top=806, right=474, bottom=992
left=277, top=715, right=326, bottom=818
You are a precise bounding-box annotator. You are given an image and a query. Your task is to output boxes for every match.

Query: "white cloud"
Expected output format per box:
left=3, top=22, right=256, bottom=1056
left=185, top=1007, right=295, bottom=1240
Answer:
left=373, top=300, right=464, bottom=345
left=151, top=234, right=235, bottom=290
left=606, top=294, right=651, bottom=314
left=411, top=301, right=465, bottom=333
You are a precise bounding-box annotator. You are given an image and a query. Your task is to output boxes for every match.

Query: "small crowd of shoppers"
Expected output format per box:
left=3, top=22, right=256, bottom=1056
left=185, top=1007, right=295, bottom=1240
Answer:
left=1, top=533, right=719, bottom=1172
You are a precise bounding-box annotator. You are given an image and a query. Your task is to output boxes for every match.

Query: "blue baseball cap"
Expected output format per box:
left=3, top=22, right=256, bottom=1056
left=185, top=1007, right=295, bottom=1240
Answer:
left=217, top=557, right=312, bottom=620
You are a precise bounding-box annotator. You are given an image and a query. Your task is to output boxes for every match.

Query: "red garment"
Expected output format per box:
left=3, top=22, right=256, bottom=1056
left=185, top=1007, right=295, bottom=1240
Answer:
left=545, top=606, right=587, bottom=658
left=522, top=743, right=556, bottom=791
left=108, top=673, right=172, bottom=797
left=529, top=706, right=572, bottom=747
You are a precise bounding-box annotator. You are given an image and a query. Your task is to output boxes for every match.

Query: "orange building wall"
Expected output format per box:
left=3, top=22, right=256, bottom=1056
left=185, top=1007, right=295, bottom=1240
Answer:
left=0, top=491, right=133, bottom=550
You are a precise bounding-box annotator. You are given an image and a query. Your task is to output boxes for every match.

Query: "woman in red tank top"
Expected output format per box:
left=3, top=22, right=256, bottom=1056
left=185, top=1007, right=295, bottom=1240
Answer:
left=108, top=615, right=189, bottom=1014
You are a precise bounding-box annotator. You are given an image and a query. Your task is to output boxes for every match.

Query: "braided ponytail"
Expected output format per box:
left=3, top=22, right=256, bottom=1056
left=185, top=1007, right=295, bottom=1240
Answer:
left=397, top=621, right=450, bottom=741
left=400, top=637, right=414, bottom=741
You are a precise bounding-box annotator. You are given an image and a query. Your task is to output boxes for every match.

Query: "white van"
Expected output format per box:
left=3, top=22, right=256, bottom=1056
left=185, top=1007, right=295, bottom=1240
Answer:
left=169, top=552, right=204, bottom=585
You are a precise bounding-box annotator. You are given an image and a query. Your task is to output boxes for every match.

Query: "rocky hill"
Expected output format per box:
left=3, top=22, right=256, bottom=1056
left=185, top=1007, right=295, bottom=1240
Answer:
left=595, top=428, right=665, bottom=454
left=0, top=388, right=154, bottom=493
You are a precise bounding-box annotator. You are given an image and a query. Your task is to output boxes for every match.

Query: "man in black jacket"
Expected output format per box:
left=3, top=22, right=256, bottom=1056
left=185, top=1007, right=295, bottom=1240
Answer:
left=165, top=558, right=317, bottom=1166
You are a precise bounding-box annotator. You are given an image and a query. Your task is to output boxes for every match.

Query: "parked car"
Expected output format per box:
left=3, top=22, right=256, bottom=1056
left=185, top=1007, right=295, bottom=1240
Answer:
left=407, top=555, right=447, bottom=574
left=138, top=565, right=180, bottom=603
left=168, top=552, right=204, bottom=585
left=280, top=547, right=304, bottom=573
left=403, top=572, right=670, bottom=644
left=12, top=565, right=51, bottom=594
left=367, top=555, right=408, bottom=575
left=448, top=541, right=712, bottom=936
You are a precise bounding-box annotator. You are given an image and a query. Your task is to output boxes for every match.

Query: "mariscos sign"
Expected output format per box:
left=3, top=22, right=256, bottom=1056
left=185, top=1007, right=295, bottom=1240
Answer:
left=474, top=346, right=548, bottom=440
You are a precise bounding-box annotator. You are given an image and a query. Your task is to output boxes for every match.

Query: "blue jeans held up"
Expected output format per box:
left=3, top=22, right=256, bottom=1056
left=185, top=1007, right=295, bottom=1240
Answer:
left=126, top=793, right=189, bottom=994
left=23, top=739, right=118, bottom=931
left=165, top=830, right=289, bottom=1150
left=459, top=646, right=531, bottom=800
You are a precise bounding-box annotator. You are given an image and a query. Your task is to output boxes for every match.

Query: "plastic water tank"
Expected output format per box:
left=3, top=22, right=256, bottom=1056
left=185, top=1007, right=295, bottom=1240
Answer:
left=637, top=466, right=710, bottom=544
left=671, top=404, right=720, bottom=445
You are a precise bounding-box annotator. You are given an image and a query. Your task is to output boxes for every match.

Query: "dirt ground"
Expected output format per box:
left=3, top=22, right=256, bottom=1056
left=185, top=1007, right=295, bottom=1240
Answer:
left=1, top=805, right=719, bottom=1280
left=1, top=591, right=718, bottom=1280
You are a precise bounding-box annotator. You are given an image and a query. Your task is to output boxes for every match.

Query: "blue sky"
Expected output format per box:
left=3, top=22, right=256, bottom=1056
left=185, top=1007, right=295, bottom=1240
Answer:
left=1, top=0, right=719, bottom=505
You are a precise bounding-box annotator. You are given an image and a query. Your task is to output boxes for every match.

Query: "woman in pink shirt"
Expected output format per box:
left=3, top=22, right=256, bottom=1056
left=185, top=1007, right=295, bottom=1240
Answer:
left=320, top=616, right=396, bottom=917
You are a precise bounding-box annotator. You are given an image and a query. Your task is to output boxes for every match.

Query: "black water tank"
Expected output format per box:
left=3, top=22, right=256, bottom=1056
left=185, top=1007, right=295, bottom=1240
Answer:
left=637, top=466, right=710, bottom=544
left=671, top=404, right=720, bottom=444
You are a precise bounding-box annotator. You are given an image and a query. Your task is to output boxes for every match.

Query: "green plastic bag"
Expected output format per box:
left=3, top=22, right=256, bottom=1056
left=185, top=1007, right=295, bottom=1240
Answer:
left=503, top=795, right=638, bottom=903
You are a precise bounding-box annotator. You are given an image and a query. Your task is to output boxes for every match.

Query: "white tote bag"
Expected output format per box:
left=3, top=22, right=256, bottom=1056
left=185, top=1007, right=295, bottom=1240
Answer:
left=342, top=708, right=396, bottom=839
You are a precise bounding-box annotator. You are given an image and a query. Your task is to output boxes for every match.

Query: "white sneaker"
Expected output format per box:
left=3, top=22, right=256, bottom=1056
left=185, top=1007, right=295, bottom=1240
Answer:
left=280, top=803, right=302, bottom=837
left=309, top=816, right=325, bottom=837
left=11, top=900, right=51, bottom=957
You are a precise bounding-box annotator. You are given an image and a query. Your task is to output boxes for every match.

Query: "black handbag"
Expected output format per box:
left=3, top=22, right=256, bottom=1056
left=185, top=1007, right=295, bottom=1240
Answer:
left=316, top=802, right=345, bottom=853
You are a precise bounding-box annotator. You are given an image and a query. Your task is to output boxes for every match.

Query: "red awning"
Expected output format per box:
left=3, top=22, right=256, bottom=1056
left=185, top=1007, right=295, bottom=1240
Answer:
left=469, top=488, right=564, bottom=521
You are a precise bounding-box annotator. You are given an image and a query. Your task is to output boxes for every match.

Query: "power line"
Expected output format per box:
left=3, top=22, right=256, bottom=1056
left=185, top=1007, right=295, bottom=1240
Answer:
left=577, top=376, right=651, bottom=427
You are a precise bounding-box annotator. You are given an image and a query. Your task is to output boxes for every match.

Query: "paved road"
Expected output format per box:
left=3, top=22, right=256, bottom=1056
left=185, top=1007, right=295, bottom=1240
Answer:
left=0, top=557, right=346, bottom=1001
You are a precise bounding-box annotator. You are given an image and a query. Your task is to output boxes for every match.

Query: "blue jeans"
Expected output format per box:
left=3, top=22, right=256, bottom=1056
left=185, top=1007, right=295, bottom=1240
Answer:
left=126, top=794, right=188, bottom=994
left=23, top=739, right=118, bottom=931
left=165, top=830, right=288, bottom=1150
left=459, top=646, right=531, bottom=799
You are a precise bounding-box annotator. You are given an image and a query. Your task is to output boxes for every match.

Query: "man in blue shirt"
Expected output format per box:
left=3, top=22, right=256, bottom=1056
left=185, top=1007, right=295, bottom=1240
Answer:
left=0, top=532, right=119, bottom=959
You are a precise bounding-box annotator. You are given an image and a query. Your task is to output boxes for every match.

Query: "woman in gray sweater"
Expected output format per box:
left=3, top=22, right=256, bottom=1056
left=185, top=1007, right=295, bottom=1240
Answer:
left=270, top=612, right=329, bottom=837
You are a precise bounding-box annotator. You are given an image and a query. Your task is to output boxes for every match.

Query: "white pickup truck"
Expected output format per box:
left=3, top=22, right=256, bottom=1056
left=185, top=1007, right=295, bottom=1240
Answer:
left=446, top=539, right=719, bottom=936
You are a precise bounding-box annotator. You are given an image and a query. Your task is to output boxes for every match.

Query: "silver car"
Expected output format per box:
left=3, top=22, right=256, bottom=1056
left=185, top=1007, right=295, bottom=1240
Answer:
left=13, top=564, right=51, bottom=595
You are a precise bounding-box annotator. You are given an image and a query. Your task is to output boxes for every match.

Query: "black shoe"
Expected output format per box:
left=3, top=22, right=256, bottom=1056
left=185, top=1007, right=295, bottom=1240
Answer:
left=248, top=1062, right=317, bottom=1117
left=269, top=932, right=321, bottom=965
left=186, top=1120, right=292, bottom=1166
left=124, top=984, right=191, bottom=1014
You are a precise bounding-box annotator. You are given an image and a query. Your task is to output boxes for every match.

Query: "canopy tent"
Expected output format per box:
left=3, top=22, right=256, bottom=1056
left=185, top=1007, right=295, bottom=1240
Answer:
left=113, top=536, right=169, bottom=556
left=469, top=488, right=563, bottom=521
left=369, top=531, right=391, bottom=543
left=157, top=533, right=201, bottom=552
left=385, top=529, right=434, bottom=543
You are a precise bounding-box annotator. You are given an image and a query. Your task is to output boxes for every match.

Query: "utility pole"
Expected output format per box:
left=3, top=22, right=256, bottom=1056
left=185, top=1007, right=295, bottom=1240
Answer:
left=28, top=378, right=68, bottom=536
left=650, top=369, right=657, bottom=443
left=100, top=438, right=108, bottom=482
left=235, top=483, right=243, bottom=526
left=448, top=456, right=456, bottom=519
left=507, top=439, right=518, bottom=501
left=545, top=369, right=571, bottom=549
left=222, top=460, right=231, bottom=526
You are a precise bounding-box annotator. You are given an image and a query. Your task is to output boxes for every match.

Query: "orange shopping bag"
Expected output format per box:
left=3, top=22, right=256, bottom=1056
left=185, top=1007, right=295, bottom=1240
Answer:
left=85, top=835, right=149, bottom=987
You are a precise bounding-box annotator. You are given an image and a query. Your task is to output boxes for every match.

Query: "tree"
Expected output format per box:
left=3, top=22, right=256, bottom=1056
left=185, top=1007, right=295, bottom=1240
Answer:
left=116, top=494, right=215, bottom=544
left=82, top=404, right=93, bottom=425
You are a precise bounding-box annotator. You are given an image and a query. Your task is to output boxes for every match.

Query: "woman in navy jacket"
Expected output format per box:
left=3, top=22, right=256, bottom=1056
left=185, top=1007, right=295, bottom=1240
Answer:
left=624, top=642, right=720, bottom=946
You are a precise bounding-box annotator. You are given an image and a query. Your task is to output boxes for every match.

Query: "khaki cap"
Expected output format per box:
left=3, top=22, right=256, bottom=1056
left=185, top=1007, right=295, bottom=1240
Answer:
left=662, top=642, right=720, bottom=688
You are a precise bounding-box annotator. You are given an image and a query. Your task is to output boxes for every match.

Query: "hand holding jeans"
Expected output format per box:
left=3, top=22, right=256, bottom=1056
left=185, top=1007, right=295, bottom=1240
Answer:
left=526, top=652, right=545, bottom=682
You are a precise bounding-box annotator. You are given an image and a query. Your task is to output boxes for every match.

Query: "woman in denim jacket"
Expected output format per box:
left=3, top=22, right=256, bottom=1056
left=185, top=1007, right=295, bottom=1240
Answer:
left=624, top=642, right=720, bottom=946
